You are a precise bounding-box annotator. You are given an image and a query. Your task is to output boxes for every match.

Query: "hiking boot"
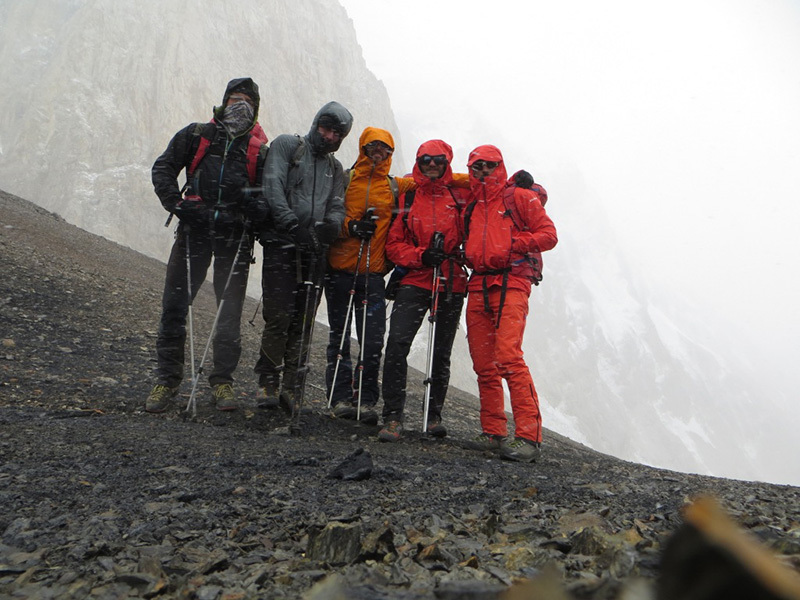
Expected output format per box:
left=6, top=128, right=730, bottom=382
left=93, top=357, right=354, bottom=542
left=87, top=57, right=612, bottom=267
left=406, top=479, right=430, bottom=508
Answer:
left=426, top=418, right=447, bottom=438
left=145, top=384, right=178, bottom=413
left=332, top=402, right=357, bottom=420
left=358, top=406, right=379, bottom=426
left=464, top=432, right=505, bottom=452
left=212, top=383, right=237, bottom=411
left=500, top=436, right=541, bottom=463
left=257, top=386, right=280, bottom=409
left=278, top=391, right=295, bottom=416
left=378, top=421, right=403, bottom=443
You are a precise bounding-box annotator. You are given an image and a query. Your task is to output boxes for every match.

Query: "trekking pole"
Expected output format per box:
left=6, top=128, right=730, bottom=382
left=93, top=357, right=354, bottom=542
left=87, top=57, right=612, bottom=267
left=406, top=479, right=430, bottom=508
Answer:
left=326, top=238, right=366, bottom=409
left=291, top=252, right=324, bottom=435
left=356, top=234, right=371, bottom=422
left=422, top=232, right=445, bottom=433
left=248, top=294, right=262, bottom=326
left=185, top=229, right=197, bottom=400
left=185, top=226, right=250, bottom=416
left=354, top=208, right=379, bottom=421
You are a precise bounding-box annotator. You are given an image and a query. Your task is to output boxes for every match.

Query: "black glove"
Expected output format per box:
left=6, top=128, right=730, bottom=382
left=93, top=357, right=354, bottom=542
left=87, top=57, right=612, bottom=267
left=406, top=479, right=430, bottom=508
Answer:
left=348, top=218, right=376, bottom=240
left=241, top=194, right=269, bottom=226
left=514, top=170, right=534, bottom=189
left=314, top=220, right=340, bottom=246
left=421, top=246, right=446, bottom=267
left=295, top=226, right=321, bottom=255
left=174, top=196, right=209, bottom=228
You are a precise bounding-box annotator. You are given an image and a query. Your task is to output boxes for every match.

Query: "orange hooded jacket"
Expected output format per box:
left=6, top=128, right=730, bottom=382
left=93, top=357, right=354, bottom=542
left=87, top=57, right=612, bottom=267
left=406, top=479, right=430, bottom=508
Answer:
left=327, top=127, right=415, bottom=275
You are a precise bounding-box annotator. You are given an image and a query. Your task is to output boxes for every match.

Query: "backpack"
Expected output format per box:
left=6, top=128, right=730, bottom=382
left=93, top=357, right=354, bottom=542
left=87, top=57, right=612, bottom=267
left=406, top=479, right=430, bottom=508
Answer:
left=187, top=120, right=269, bottom=185
left=463, top=185, right=544, bottom=285
left=345, top=169, right=399, bottom=206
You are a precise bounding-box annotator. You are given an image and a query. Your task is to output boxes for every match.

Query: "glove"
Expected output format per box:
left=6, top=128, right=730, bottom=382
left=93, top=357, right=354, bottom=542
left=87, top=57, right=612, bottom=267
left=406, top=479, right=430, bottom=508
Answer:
left=511, top=236, right=533, bottom=255
left=514, top=170, right=534, bottom=189
left=241, top=194, right=269, bottom=226
left=295, top=226, right=322, bottom=256
left=384, top=266, right=408, bottom=301
left=421, top=246, right=446, bottom=267
left=348, top=218, right=376, bottom=240
left=174, top=195, right=209, bottom=228
left=314, top=220, right=340, bottom=246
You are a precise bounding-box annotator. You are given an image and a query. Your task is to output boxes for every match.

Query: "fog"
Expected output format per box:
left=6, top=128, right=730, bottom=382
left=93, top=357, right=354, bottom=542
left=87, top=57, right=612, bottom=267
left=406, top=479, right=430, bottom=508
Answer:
left=340, top=0, right=800, bottom=482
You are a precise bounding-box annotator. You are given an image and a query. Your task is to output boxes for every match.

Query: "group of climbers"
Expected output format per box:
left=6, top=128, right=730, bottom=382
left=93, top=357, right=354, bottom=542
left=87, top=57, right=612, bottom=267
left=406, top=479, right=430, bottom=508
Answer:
left=146, top=77, right=557, bottom=463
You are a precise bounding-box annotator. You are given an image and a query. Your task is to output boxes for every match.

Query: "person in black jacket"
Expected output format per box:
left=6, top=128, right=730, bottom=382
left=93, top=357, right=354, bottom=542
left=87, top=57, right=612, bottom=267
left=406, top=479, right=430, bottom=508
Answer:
left=147, top=77, right=269, bottom=413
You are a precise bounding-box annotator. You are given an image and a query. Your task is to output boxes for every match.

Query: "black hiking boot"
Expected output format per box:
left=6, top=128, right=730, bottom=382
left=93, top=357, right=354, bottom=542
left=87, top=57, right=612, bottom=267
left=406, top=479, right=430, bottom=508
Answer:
left=426, top=417, right=447, bottom=438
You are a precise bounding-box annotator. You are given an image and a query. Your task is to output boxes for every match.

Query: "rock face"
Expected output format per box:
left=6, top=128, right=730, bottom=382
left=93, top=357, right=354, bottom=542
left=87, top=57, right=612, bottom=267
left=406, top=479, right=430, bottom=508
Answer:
left=3, top=189, right=800, bottom=599
left=0, top=0, right=400, bottom=260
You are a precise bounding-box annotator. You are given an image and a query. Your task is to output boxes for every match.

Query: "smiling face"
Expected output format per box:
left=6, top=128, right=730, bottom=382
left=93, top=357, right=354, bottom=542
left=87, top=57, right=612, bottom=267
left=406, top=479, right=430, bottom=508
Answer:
left=417, top=154, right=447, bottom=179
left=363, top=140, right=393, bottom=164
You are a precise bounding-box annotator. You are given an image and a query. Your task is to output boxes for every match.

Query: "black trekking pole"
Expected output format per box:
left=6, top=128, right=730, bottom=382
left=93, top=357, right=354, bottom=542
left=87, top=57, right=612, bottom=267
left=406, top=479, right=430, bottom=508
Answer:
left=355, top=208, right=378, bottom=421
left=290, top=251, right=325, bottom=435
left=326, top=237, right=366, bottom=409
left=185, top=226, right=250, bottom=416
left=185, top=229, right=197, bottom=400
left=422, top=232, right=445, bottom=433
left=248, top=294, right=263, bottom=326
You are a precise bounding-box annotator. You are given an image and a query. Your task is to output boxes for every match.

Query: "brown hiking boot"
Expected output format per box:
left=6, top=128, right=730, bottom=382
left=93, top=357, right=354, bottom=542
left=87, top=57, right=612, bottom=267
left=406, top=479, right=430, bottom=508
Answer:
left=464, top=432, right=505, bottom=452
left=500, top=436, right=541, bottom=463
left=212, top=383, right=237, bottom=411
left=145, top=384, right=179, bottom=413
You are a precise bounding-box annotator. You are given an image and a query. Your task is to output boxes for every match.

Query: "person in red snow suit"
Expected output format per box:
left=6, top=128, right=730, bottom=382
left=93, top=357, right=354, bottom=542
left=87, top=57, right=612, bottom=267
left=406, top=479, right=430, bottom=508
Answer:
left=462, top=145, right=557, bottom=462
left=378, top=140, right=469, bottom=442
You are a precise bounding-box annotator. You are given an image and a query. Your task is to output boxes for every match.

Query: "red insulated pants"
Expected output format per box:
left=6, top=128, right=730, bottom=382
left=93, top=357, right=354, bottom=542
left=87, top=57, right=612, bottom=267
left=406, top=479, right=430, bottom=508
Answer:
left=465, top=287, right=542, bottom=443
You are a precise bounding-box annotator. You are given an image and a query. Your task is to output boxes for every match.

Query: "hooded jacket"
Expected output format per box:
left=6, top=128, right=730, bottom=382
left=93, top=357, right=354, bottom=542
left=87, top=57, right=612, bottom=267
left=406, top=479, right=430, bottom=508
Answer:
left=261, top=101, right=353, bottom=242
left=463, top=145, right=557, bottom=295
left=152, top=77, right=267, bottom=228
left=327, top=127, right=415, bottom=275
left=385, top=139, right=469, bottom=293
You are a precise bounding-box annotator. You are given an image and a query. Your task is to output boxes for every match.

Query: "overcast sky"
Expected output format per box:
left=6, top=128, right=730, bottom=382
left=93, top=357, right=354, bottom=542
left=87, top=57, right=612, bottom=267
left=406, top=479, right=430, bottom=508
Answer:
left=339, top=0, right=800, bottom=389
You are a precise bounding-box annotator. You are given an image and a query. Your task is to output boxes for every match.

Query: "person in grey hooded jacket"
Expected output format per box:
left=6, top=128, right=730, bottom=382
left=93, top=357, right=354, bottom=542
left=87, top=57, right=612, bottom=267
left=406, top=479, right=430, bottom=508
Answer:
left=255, top=101, right=353, bottom=414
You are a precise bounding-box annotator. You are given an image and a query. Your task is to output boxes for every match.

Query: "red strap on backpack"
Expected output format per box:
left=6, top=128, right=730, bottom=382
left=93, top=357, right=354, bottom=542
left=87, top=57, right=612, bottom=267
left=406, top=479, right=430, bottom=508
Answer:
left=188, top=120, right=268, bottom=185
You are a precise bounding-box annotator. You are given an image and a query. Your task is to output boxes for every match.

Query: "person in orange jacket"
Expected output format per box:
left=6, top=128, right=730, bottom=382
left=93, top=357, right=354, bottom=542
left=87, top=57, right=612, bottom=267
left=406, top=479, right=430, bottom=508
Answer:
left=462, top=144, right=557, bottom=462
left=324, top=127, right=415, bottom=424
left=378, top=139, right=469, bottom=442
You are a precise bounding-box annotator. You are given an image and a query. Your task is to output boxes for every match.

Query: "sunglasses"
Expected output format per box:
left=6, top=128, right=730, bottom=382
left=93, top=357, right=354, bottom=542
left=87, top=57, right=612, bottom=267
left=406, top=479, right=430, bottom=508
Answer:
left=364, top=141, right=393, bottom=154
left=470, top=160, right=499, bottom=171
left=418, top=155, right=448, bottom=167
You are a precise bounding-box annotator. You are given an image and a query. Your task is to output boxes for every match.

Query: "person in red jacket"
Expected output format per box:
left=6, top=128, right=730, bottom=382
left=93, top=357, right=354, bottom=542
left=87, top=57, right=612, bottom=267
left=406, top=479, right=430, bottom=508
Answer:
left=378, top=140, right=469, bottom=442
left=462, top=145, right=557, bottom=462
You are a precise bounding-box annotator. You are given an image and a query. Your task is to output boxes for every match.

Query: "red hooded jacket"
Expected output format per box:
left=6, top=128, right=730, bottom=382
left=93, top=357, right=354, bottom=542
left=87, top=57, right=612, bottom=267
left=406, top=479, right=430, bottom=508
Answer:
left=463, top=145, right=557, bottom=295
left=385, top=140, right=469, bottom=293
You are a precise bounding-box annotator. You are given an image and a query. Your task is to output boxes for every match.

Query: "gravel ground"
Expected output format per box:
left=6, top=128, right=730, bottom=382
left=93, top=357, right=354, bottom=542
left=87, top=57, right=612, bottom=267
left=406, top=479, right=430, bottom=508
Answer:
left=1, top=189, right=799, bottom=600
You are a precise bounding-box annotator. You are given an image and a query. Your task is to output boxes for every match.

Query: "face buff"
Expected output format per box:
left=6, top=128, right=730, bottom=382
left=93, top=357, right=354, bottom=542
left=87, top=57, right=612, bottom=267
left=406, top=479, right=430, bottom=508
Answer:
left=221, top=101, right=254, bottom=136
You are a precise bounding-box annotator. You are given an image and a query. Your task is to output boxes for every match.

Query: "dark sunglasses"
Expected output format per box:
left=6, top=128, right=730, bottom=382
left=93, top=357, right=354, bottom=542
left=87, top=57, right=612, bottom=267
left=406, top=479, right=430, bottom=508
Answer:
left=418, top=155, right=448, bottom=167
left=470, top=160, right=499, bottom=171
left=364, top=141, right=393, bottom=154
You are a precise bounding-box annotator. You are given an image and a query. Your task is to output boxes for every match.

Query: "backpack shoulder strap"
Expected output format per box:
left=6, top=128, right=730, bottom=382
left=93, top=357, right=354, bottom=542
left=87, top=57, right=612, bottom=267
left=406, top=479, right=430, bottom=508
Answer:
left=290, top=135, right=306, bottom=168
left=387, top=175, right=399, bottom=205
left=245, top=134, right=268, bottom=185
left=187, top=121, right=216, bottom=177
left=502, top=186, right=527, bottom=232
left=463, top=199, right=478, bottom=239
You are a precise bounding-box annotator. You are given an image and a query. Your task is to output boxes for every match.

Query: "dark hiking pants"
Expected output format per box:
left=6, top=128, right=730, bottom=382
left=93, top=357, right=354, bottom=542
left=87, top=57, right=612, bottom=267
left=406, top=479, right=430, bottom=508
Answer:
left=324, top=269, right=386, bottom=408
left=381, top=284, right=464, bottom=424
left=155, top=223, right=252, bottom=388
left=254, top=241, right=324, bottom=394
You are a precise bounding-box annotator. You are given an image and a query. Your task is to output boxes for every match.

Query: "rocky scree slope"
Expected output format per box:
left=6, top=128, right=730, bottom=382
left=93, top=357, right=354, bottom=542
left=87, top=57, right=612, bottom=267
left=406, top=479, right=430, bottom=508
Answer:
left=1, top=189, right=799, bottom=599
